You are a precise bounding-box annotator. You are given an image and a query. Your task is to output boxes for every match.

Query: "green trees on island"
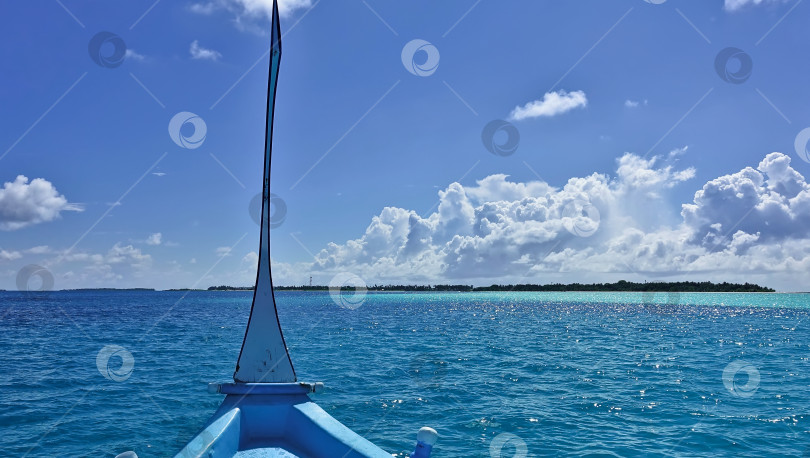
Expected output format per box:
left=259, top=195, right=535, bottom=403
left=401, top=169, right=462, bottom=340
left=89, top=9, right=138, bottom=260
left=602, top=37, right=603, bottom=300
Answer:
left=470, top=280, right=773, bottom=292
left=207, top=280, right=774, bottom=293
left=25, top=281, right=773, bottom=292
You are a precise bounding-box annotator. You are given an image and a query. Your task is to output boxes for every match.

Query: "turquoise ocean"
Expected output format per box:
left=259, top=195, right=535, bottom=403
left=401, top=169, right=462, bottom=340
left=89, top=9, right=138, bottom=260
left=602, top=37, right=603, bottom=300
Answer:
left=1, top=290, right=809, bottom=457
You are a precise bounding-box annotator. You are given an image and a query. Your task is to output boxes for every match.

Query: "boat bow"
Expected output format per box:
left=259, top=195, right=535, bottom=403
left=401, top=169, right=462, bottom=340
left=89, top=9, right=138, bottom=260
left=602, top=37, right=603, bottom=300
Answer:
left=174, top=2, right=435, bottom=455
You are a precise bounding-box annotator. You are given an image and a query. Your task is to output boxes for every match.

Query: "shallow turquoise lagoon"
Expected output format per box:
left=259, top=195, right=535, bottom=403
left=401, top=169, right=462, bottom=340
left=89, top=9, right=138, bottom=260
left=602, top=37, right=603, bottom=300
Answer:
left=1, top=290, right=808, bottom=457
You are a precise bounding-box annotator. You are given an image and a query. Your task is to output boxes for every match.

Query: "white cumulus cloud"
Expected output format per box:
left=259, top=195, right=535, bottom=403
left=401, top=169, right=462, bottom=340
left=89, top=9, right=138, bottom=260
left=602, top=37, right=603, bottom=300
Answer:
left=190, top=0, right=312, bottom=21
left=509, top=90, right=587, bottom=121
left=55, top=243, right=153, bottom=286
left=146, top=233, right=162, bottom=246
left=106, top=243, right=152, bottom=268
left=682, top=152, right=810, bottom=247
left=242, top=251, right=258, bottom=266
left=0, top=176, right=82, bottom=231
left=231, top=0, right=311, bottom=16
left=190, top=40, right=222, bottom=61
left=267, top=151, right=810, bottom=291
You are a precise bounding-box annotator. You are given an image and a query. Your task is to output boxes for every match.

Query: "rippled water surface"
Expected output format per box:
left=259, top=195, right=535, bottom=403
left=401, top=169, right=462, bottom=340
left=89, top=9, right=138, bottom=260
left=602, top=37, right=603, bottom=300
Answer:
left=1, top=290, right=809, bottom=457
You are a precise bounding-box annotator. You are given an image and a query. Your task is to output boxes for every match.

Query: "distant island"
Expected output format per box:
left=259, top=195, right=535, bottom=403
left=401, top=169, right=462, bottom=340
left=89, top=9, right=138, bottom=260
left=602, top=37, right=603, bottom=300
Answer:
left=209, top=280, right=774, bottom=293
left=208, top=285, right=253, bottom=291
left=61, top=288, right=156, bottom=291
left=470, top=280, right=774, bottom=292
left=0, top=281, right=776, bottom=293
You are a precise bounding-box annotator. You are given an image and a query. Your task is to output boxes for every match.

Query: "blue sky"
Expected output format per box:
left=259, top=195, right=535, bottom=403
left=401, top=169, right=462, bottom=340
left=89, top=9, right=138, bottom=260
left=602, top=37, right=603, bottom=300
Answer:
left=2, top=0, right=810, bottom=291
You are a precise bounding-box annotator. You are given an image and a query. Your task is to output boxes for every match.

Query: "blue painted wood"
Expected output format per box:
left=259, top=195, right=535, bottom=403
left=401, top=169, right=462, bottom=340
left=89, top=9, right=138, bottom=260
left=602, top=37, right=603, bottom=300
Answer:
left=213, top=383, right=320, bottom=395
left=174, top=393, right=391, bottom=458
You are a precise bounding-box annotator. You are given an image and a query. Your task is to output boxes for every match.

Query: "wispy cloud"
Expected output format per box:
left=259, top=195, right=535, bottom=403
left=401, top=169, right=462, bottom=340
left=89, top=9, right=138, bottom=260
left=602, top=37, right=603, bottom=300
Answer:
left=508, top=90, right=587, bottom=121
left=146, top=233, right=162, bottom=246
left=624, top=99, right=648, bottom=108
left=190, top=40, right=222, bottom=61
left=51, top=243, right=154, bottom=286
left=190, top=2, right=217, bottom=14
left=724, top=0, right=789, bottom=11
left=0, top=249, right=22, bottom=261
left=125, top=49, right=146, bottom=62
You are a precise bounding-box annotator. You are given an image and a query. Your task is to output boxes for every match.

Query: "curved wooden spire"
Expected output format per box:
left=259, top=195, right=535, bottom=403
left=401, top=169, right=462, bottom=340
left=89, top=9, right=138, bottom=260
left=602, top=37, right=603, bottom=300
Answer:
left=234, top=0, right=296, bottom=383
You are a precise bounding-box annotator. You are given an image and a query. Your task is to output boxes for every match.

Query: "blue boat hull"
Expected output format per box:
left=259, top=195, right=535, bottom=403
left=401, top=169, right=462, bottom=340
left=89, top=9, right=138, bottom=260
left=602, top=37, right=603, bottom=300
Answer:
left=175, top=384, right=391, bottom=458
